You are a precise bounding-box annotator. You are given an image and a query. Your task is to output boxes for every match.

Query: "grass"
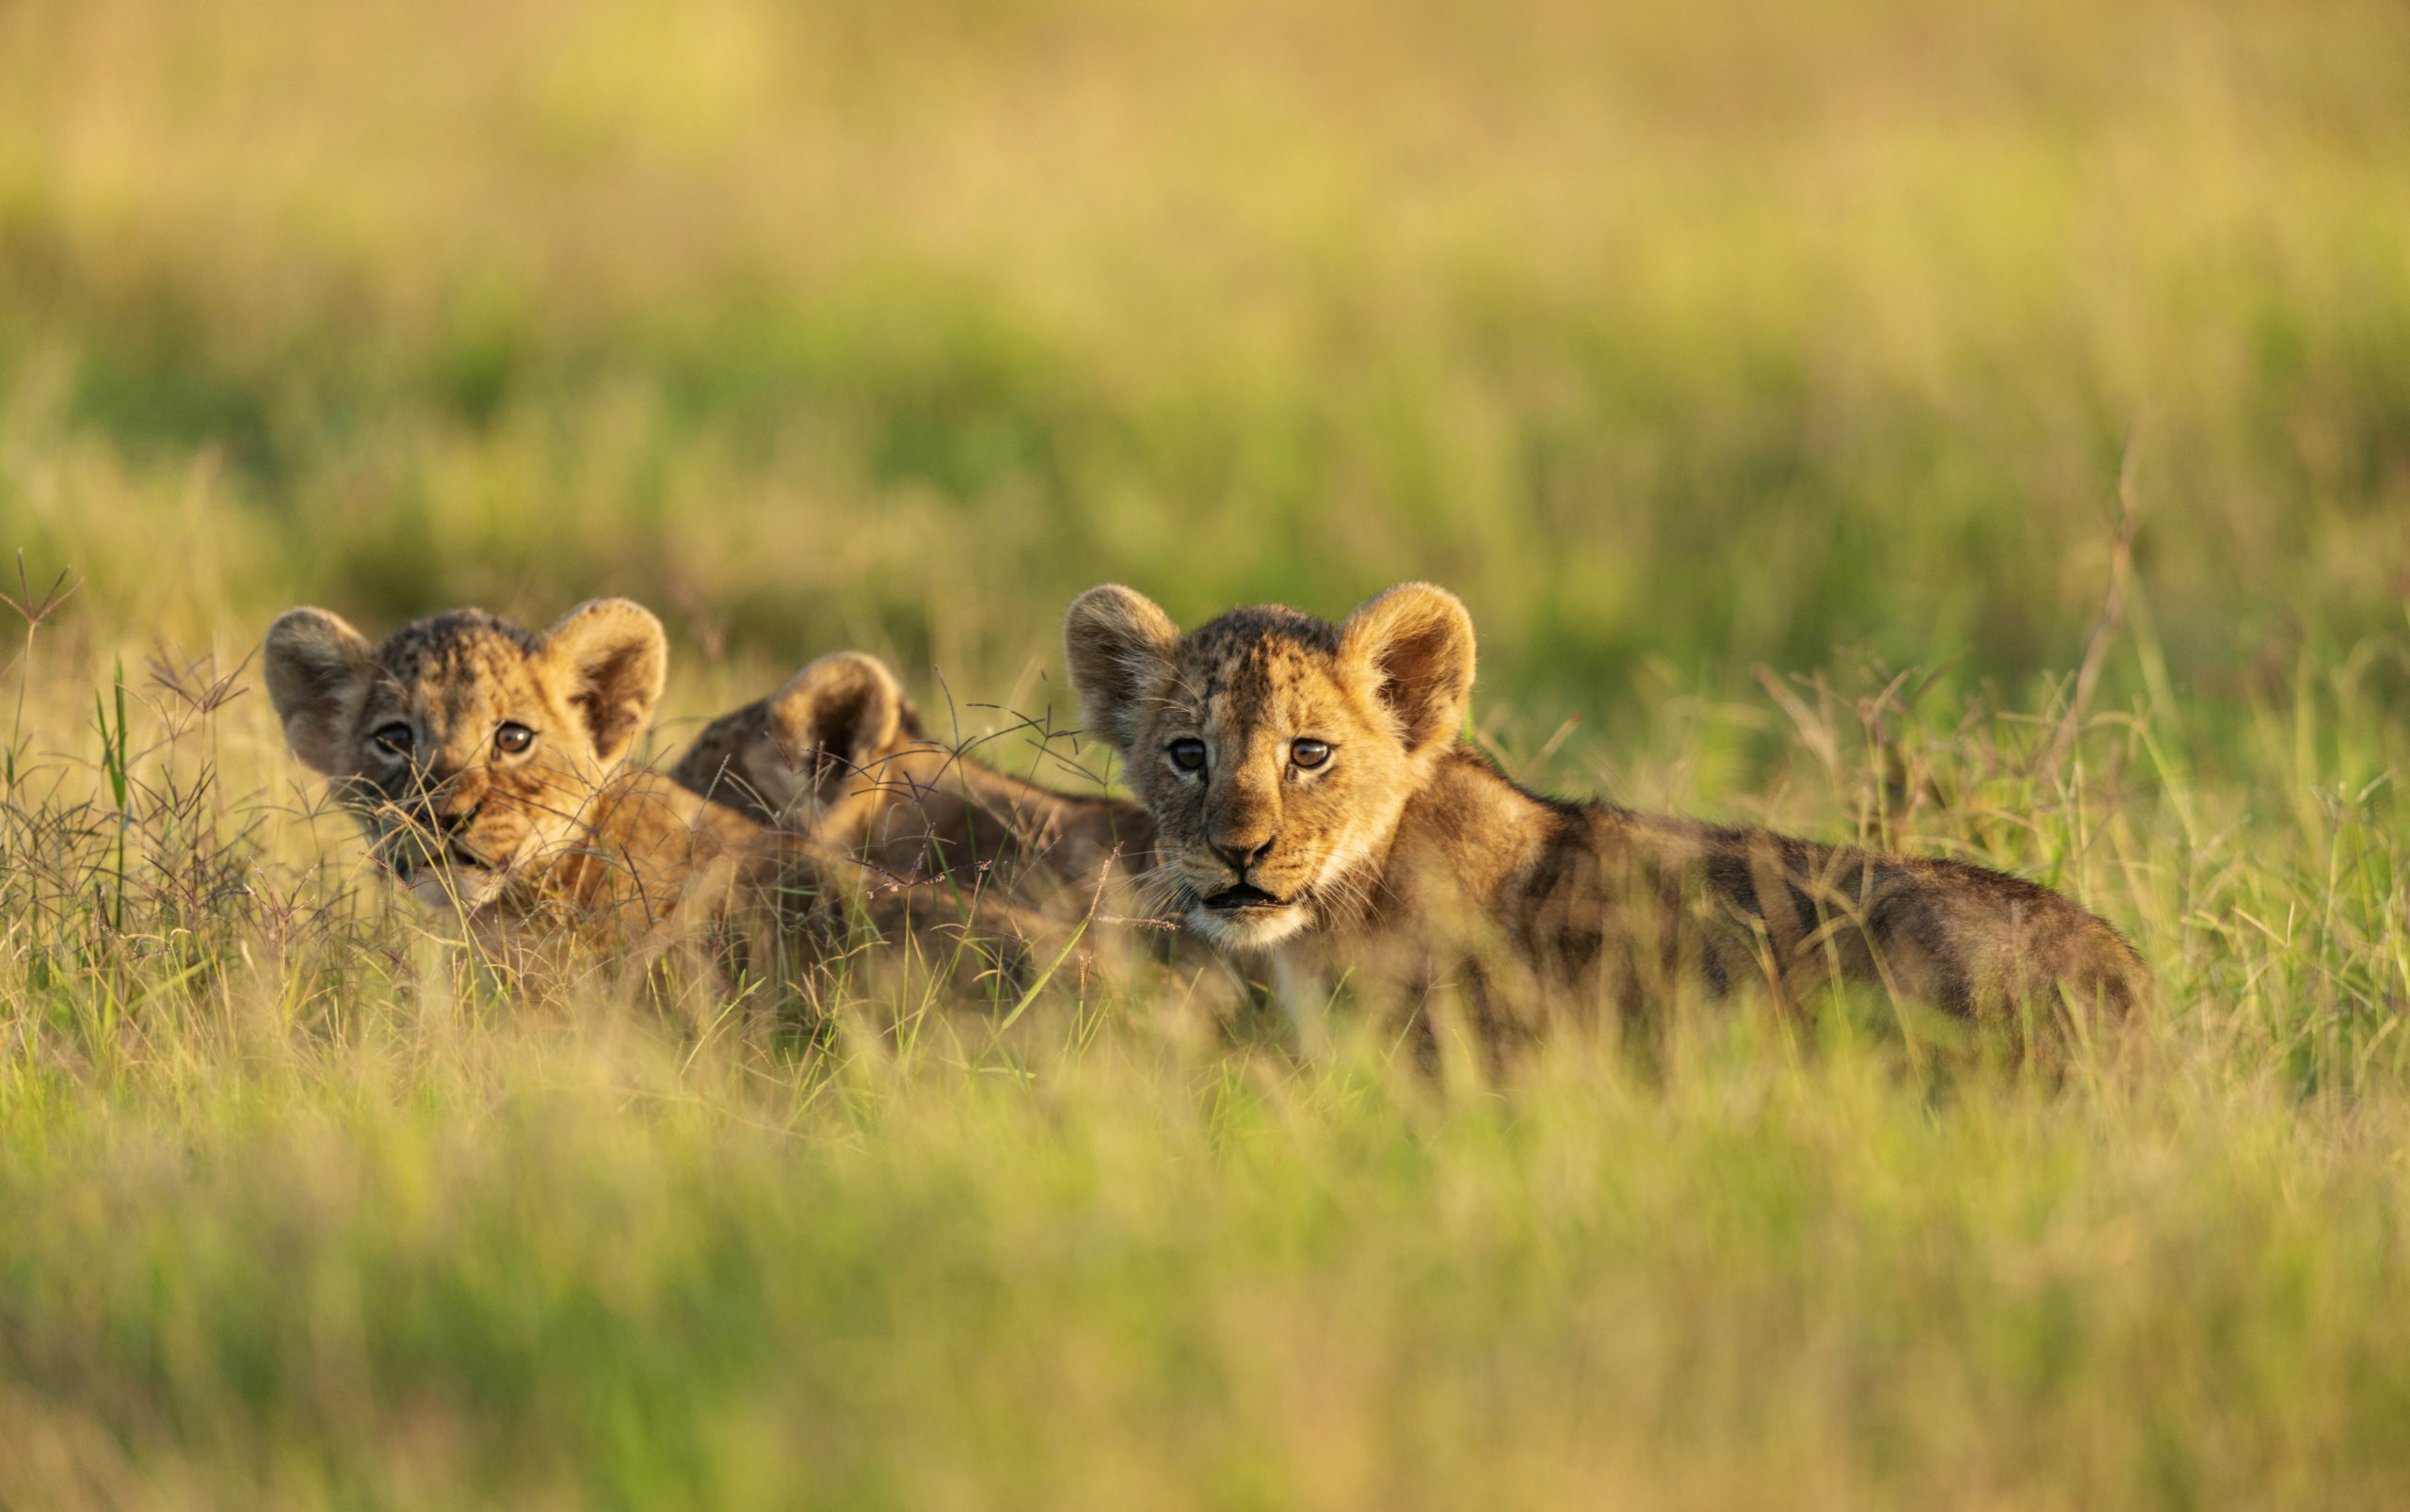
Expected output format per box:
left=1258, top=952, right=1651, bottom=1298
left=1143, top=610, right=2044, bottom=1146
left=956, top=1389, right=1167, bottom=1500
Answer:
left=0, top=0, right=2408, bottom=1504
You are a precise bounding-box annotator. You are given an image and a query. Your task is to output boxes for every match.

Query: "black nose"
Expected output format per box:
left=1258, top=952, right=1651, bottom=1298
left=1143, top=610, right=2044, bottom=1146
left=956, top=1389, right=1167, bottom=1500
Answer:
left=429, top=800, right=482, bottom=835
left=1209, top=837, right=1274, bottom=873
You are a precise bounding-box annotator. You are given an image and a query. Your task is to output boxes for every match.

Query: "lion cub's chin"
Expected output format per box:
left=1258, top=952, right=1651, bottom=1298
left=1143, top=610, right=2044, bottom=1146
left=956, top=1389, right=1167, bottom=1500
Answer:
left=403, top=866, right=511, bottom=916
left=1187, top=899, right=1313, bottom=954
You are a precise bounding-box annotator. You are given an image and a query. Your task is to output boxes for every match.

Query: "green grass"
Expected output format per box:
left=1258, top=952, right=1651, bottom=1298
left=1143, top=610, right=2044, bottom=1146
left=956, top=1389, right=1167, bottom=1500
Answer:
left=11, top=1022, right=2410, bottom=1509
left=0, top=0, right=2408, bottom=1504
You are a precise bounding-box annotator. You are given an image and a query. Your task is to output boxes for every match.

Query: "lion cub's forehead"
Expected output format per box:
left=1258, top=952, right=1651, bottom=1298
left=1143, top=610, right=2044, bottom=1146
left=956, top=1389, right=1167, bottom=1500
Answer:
left=367, top=611, right=547, bottom=716
left=699, top=702, right=769, bottom=749
left=1173, top=606, right=1356, bottom=736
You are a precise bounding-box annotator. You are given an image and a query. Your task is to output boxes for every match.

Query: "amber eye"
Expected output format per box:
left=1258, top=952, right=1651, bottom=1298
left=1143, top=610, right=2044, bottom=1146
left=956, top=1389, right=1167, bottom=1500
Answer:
left=1167, top=738, right=1207, bottom=772
left=372, top=723, right=413, bottom=757
left=1290, top=738, right=1330, bottom=769
left=494, top=722, right=535, bottom=755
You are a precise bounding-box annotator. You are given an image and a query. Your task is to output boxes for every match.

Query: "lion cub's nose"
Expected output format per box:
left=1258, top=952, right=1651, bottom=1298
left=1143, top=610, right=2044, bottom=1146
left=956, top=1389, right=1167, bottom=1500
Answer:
left=1209, top=836, right=1275, bottom=874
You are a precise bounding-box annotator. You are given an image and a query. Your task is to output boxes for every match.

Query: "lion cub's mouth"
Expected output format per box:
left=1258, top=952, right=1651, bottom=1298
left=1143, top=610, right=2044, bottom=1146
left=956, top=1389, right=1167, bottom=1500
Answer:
left=385, top=839, right=515, bottom=915
left=1203, top=882, right=1290, bottom=912
left=383, top=840, right=499, bottom=880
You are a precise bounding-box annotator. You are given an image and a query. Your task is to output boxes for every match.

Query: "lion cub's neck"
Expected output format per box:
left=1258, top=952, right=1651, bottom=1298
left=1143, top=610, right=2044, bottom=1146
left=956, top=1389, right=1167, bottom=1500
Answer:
left=1340, top=746, right=1563, bottom=935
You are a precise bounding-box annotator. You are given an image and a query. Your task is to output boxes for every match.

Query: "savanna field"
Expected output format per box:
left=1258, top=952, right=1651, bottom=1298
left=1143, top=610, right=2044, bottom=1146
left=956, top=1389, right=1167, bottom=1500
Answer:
left=2, top=0, right=2409, bottom=1504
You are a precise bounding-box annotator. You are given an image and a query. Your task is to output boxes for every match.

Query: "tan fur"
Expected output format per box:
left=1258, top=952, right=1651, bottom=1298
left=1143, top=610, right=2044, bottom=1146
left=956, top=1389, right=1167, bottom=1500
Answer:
left=265, top=600, right=756, bottom=937
left=1064, top=582, right=2152, bottom=1039
left=667, top=651, right=1162, bottom=925
left=263, top=605, right=1055, bottom=980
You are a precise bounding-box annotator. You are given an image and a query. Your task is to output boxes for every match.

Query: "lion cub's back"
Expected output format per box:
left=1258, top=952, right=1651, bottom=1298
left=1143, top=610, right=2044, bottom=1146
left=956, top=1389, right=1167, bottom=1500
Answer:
left=1578, top=807, right=2148, bottom=1023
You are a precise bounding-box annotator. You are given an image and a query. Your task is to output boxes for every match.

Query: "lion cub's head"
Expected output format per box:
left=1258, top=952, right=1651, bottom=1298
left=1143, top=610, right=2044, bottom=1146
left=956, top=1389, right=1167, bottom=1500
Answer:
left=1063, top=582, right=1474, bottom=952
left=666, top=651, right=920, bottom=831
left=264, top=599, right=667, bottom=912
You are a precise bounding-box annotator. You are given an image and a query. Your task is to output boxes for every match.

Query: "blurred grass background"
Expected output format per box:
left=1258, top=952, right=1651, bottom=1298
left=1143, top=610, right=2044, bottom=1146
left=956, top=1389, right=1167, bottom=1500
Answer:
left=5, top=0, right=2407, bottom=712
left=2, top=0, right=2409, bottom=1505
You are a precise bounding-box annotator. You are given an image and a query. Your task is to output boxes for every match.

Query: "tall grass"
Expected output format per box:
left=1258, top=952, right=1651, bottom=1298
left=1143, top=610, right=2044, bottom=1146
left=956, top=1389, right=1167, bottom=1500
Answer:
left=0, top=0, right=2406, bottom=1504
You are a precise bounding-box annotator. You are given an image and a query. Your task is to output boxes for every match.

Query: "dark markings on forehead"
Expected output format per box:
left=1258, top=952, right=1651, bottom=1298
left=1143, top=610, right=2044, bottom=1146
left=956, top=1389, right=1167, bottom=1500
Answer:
left=372, top=611, right=541, bottom=681
left=700, top=701, right=770, bottom=746
left=362, top=610, right=545, bottom=716
left=1182, top=605, right=1338, bottom=700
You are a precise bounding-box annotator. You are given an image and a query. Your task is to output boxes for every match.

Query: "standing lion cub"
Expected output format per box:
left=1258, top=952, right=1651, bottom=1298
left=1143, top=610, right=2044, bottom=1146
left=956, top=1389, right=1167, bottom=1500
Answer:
left=1063, top=582, right=2148, bottom=1040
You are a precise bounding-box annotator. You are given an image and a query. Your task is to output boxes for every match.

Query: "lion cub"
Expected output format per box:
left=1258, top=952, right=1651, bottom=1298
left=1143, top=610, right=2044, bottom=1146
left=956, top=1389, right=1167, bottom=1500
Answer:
left=667, top=651, right=1160, bottom=926
left=265, top=598, right=769, bottom=941
left=262, top=602, right=1046, bottom=982
left=1063, top=582, right=2149, bottom=1038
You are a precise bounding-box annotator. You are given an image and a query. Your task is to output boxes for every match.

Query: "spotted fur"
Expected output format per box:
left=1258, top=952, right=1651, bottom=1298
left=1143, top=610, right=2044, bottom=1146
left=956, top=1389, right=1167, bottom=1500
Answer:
left=1064, top=582, right=2151, bottom=1037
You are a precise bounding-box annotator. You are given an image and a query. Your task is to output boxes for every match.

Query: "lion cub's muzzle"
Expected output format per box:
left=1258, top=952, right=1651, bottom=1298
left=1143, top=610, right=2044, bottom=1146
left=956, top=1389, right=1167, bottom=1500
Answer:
left=374, top=821, right=497, bottom=882
left=364, top=787, right=501, bottom=881
left=1198, top=832, right=1299, bottom=909
left=1182, top=842, right=1316, bottom=949
left=370, top=800, right=522, bottom=913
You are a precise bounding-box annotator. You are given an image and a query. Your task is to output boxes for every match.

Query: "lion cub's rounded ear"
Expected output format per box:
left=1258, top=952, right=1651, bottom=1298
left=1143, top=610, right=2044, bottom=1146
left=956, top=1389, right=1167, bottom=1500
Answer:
left=539, top=598, right=667, bottom=767
left=264, top=607, right=377, bottom=776
left=1338, top=582, right=1476, bottom=757
left=767, top=651, right=913, bottom=784
left=1063, top=585, right=1181, bottom=757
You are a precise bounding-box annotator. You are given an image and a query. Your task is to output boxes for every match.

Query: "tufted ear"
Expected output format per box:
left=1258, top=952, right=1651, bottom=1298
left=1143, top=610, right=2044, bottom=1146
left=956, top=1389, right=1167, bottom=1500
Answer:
left=1063, top=585, right=1181, bottom=757
left=766, top=651, right=914, bottom=789
left=1338, top=582, right=1476, bottom=757
left=539, top=598, right=667, bottom=768
left=264, top=607, right=377, bottom=776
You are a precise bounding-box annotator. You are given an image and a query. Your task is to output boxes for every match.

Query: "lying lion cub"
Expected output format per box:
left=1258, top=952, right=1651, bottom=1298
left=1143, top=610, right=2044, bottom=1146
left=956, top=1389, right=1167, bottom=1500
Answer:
left=666, top=651, right=1162, bottom=928
left=263, top=600, right=1047, bottom=979
left=1063, top=581, right=2149, bottom=1038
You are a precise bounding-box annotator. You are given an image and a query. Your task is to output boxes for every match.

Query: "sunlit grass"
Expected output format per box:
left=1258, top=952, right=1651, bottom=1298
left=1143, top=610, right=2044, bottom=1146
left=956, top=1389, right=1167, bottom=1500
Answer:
left=0, top=0, right=2406, bottom=1504
left=0, top=560, right=2397, bottom=1504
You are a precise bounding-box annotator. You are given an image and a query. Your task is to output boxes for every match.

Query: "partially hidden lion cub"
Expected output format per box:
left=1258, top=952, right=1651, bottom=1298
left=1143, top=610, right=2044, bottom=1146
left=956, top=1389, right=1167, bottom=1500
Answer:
left=666, top=651, right=1162, bottom=929
left=263, top=600, right=1048, bottom=983
left=265, top=598, right=768, bottom=941
left=1062, top=581, right=2149, bottom=1041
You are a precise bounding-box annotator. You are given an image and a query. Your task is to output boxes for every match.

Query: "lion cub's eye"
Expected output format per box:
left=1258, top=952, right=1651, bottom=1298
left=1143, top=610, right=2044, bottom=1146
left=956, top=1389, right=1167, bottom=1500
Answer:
left=494, top=722, right=535, bottom=755
left=1167, top=738, right=1207, bottom=772
left=372, top=723, right=414, bottom=757
left=1290, top=738, right=1331, bottom=769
